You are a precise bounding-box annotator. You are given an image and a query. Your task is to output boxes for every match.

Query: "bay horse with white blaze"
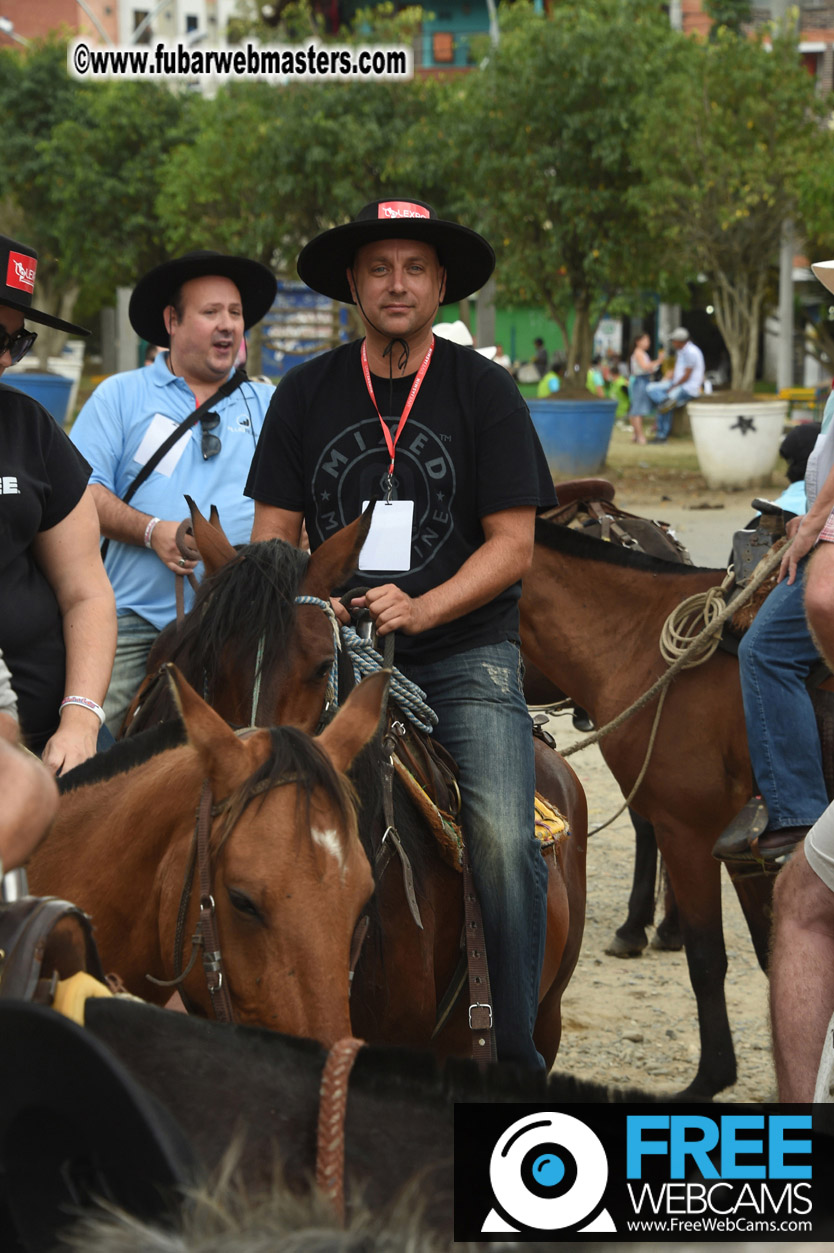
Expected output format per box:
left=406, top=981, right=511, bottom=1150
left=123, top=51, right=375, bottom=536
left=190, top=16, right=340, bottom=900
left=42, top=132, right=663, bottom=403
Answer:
left=27, top=666, right=387, bottom=1044
left=123, top=502, right=589, bottom=1068
left=520, top=517, right=773, bottom=1097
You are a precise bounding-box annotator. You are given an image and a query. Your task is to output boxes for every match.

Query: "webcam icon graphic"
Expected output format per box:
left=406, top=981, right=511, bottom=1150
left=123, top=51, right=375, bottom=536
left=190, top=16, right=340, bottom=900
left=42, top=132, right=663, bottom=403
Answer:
left=481, top=1111, right=616, bottom=1233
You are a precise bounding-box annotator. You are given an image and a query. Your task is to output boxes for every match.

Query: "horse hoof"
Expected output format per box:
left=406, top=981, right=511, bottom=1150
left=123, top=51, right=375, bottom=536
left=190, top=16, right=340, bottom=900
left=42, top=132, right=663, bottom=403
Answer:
left=651, top=929, right=683, bottom=952
left=604, top=932, right=647, bottom=958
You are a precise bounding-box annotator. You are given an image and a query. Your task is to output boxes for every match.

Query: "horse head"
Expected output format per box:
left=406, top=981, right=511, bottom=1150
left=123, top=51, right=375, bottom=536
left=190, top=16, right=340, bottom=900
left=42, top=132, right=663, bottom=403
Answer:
left=127, top=503, right=374, bottom=736
left=160, top=663, right=385, bottom=1044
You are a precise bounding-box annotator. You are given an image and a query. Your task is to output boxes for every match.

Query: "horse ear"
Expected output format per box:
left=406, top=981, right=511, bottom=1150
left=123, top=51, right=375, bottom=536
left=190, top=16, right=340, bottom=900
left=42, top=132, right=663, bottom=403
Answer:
left=317, top=670, right=389, bottom=774
left=164, top=663, right=250, bottom=786
left=184, top=494, right=238, bottom=576
left=301, top=503, right=376, bottom=599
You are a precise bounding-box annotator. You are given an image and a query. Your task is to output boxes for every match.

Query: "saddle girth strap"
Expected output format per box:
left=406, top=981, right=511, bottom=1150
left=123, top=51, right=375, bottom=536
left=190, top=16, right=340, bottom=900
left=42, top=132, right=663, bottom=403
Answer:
left=462, top=838, right=497, bottom=1066
left=316, top=1036, right=365, bottom=1224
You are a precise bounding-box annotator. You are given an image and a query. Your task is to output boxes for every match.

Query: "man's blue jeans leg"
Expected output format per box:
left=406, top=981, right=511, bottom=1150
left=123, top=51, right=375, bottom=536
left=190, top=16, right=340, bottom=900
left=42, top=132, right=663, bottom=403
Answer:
left=103, top=612, right=160, bottom=736
left=403, top=641, right=548, bottom=1069
left=645, top=381, right=688, bottom=440
left=738, top=563, right=828, bottom=830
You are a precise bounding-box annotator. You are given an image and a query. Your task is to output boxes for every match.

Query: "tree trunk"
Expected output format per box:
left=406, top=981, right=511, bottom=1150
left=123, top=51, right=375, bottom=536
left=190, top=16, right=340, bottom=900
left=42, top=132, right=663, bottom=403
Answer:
left=710, top=270, right=766, bottom=394
left=564, top=294, right=593, bottom=390
left=247, top=322, right=264, bottom=377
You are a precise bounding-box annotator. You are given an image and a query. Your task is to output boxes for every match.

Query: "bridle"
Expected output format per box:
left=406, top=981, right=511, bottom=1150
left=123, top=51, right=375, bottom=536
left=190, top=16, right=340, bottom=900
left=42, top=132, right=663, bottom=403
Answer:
left=249, top=594, right=342, bottom=728
left=147, top=761, right=303, bottom=1023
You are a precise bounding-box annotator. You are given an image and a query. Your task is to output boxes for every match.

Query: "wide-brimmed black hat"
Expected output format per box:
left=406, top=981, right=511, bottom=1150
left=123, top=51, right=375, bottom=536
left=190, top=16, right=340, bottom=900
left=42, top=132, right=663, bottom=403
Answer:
left=129, top=250, right=277, bottom=347
left=0, top=234, right=90, bottom=335
left=297, top=198, right=495, bottom=306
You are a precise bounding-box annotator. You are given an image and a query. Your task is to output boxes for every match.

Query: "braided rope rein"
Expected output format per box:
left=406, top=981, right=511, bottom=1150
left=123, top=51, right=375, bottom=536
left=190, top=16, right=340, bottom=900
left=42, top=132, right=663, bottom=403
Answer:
left=560, top=537, right=792, bottom=834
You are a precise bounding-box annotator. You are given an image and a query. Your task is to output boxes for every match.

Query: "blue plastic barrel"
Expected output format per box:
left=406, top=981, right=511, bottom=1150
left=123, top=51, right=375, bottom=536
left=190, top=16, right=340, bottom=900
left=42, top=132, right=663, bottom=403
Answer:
left=5, top=374, right=73, bottom=426
left=528, top=398, right=617, bottom=479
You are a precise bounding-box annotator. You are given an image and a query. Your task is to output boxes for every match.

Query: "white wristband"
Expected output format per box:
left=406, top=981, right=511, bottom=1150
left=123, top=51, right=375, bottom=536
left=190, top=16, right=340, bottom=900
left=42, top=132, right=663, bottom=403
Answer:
left=144, top=516, right=161, bottom=548
left=60, top=696, right=106, bottom=726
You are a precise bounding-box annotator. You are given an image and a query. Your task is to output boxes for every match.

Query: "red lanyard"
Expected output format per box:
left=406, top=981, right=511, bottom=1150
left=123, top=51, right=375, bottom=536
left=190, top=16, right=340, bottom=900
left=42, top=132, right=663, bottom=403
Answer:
left=360, top=337, right=434, bottom=488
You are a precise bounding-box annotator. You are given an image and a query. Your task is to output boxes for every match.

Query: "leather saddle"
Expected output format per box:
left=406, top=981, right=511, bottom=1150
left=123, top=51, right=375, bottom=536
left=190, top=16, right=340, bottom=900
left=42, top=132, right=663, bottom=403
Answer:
left=0, top=896, right=105, bottom=1004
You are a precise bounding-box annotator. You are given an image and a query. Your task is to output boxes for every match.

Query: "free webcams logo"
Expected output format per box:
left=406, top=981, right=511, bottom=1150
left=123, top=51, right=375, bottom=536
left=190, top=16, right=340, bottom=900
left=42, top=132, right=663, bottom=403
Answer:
left=481, top=1111, right=616, bottom=1234
left=454, top=1104, right=832, bottom=1241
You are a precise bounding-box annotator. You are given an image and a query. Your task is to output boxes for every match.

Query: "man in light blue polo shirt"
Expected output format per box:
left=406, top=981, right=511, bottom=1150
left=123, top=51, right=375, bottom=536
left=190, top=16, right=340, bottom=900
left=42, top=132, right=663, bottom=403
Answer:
left=71, top=250, right=276, bottom=733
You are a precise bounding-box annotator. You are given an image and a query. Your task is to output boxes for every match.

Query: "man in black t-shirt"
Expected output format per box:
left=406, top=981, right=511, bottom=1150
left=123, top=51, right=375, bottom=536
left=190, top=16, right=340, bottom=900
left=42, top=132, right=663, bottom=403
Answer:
left=246, top=199, right=557, bottom=1068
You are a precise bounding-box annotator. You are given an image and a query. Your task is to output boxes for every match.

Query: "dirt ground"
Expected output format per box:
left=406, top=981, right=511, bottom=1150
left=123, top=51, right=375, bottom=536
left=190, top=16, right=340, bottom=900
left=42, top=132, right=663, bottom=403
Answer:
left=541, top=429, right=784, bottom=1102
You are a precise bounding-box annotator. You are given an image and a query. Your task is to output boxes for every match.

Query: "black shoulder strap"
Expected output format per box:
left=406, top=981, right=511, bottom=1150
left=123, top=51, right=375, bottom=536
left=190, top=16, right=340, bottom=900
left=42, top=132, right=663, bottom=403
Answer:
left=100, top=368, right=248, bottom=561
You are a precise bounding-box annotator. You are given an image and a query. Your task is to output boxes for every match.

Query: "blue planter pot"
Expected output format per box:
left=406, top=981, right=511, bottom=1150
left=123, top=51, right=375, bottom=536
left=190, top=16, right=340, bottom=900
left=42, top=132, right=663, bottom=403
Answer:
left=6, top=373, right=73, bottom=426
left=528, top=397, right=618, bottom=479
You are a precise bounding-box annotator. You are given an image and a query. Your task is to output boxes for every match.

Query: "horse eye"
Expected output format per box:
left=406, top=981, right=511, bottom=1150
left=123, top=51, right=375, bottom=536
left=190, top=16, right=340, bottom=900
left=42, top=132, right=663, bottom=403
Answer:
left=227, top=887, right=264, bottom=924
left=314, top=658, right=333, bottom=680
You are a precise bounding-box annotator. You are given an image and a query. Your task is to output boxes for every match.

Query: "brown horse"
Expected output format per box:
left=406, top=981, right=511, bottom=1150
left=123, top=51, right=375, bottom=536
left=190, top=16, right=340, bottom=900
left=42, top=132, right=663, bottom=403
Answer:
left=27, top=667, right=388, bottom=1046
left=122, top=504, right=588, bottom=1068
left=520, top=517, right=773, bottom=1097
left=123, top=500, right=373, bottom=736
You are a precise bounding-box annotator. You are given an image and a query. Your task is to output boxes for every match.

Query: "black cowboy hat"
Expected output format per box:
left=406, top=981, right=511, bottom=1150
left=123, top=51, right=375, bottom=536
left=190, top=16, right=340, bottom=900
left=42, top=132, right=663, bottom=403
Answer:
left=0, top=1000, right=197, bottom=1249
left=297, top=198, right=495, bottom=306
left=129, top=250, right=277, bottom=347
left=0, top=234, right=90, bottom=336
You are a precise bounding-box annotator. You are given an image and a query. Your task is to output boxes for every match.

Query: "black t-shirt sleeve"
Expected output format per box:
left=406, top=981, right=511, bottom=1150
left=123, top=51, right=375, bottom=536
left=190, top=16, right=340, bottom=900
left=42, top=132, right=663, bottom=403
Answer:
left=38, top=412, right=92, bottom=530
left=245, top=368, right=306, bottom=512
left=470, top=368, right=557, bottom=519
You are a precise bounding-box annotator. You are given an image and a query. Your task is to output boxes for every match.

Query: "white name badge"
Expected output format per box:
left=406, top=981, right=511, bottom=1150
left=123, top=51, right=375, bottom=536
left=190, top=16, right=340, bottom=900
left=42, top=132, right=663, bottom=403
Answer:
left=358, top=499, right=414, bottom=572
left=134, top=414, right=190, bottom=478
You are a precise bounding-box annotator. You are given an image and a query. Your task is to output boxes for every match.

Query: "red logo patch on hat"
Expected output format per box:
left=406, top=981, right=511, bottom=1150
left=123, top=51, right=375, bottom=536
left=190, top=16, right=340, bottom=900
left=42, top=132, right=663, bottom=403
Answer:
left=7, top=251, right=36, bottom=294
left=378, top=201, right=431, bottom=221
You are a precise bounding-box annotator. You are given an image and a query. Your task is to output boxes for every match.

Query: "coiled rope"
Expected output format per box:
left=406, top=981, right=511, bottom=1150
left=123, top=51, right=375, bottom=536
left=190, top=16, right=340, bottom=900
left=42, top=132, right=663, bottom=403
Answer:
left=340, top=625, right=438, bottom=734
left=560, top=536, right=792, bottom=834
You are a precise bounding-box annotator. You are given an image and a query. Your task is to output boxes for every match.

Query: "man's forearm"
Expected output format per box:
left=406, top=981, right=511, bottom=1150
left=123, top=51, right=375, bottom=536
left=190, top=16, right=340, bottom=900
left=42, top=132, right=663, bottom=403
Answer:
left=90, top=482, right=155, bottom=546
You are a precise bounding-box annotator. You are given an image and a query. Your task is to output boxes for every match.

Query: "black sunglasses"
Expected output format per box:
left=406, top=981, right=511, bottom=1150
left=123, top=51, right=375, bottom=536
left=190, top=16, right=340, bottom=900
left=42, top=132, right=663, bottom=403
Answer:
left=0, top=326, right=37, bottom=365
left=200, top=410, right=222, bottom=460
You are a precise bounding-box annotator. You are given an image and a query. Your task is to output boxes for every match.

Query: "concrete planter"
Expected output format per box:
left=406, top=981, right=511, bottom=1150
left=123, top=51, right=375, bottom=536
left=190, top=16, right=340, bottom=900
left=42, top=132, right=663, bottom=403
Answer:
left=688, top=399, right=789, bottom=491
left=527, top=398, right=618, bottom=479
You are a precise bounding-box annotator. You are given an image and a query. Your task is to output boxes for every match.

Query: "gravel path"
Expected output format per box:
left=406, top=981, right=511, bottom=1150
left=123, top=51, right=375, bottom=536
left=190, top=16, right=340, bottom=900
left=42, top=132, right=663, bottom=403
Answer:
left=546, top=713, right=776, bottom=1102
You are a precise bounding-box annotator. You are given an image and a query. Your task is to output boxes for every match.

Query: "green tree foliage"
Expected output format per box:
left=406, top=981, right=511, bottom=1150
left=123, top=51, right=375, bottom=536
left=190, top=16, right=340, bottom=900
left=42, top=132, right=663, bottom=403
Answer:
left=0, top=37, right=187, bottom=360
left=404, top=0, right=680, bottom=388
left=634, top=22, right=834, bottom=392
left=703, top=0, right=752, bottom=37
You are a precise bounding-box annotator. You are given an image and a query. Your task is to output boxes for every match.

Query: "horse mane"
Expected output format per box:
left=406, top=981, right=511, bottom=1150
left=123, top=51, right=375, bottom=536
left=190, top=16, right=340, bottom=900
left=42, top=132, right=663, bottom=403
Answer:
left=214, top=725, right=358, bottom=856
left=168, top=539, right=310, bottom=692
left=57, top=721, right=187, bottom=794
left=535, top=516, right=719, bottom=575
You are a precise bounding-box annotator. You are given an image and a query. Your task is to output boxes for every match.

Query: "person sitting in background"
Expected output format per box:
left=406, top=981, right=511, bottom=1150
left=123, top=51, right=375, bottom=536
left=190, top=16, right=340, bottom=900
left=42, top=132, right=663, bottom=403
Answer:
left=586, top=355, right=605, bottom=397
left=536, top=362, right=562, bottom=398
left=0, top=233, right=116, bottom=774
left=645, top=327, right=704, bottom=442
left=493, top=343, right=513, bottom=372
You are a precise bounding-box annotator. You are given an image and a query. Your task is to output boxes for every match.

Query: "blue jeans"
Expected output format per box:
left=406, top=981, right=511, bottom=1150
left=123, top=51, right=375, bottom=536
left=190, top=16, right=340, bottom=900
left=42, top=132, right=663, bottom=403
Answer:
left=645, top=380, right=692, bottom=440
left=401, top=640, right=547, bottom=1069
left=738, top=562, right=828, bottom=830
left=103, top=612, right=160, bottom=736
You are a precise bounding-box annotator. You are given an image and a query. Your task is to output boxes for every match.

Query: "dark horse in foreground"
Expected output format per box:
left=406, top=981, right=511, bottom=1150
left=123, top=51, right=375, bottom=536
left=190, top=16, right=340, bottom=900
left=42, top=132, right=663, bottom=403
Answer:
left=520, top=518, right=773, bottom=1097
left=0, top=997, right=703, bottom=1250
left=121, top=502, right=588, bottom=1068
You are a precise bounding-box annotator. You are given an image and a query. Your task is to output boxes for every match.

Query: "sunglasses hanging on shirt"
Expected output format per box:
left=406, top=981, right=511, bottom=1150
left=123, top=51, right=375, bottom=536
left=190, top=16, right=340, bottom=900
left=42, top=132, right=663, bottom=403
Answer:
left=199, top=410, right=221, bottom=460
